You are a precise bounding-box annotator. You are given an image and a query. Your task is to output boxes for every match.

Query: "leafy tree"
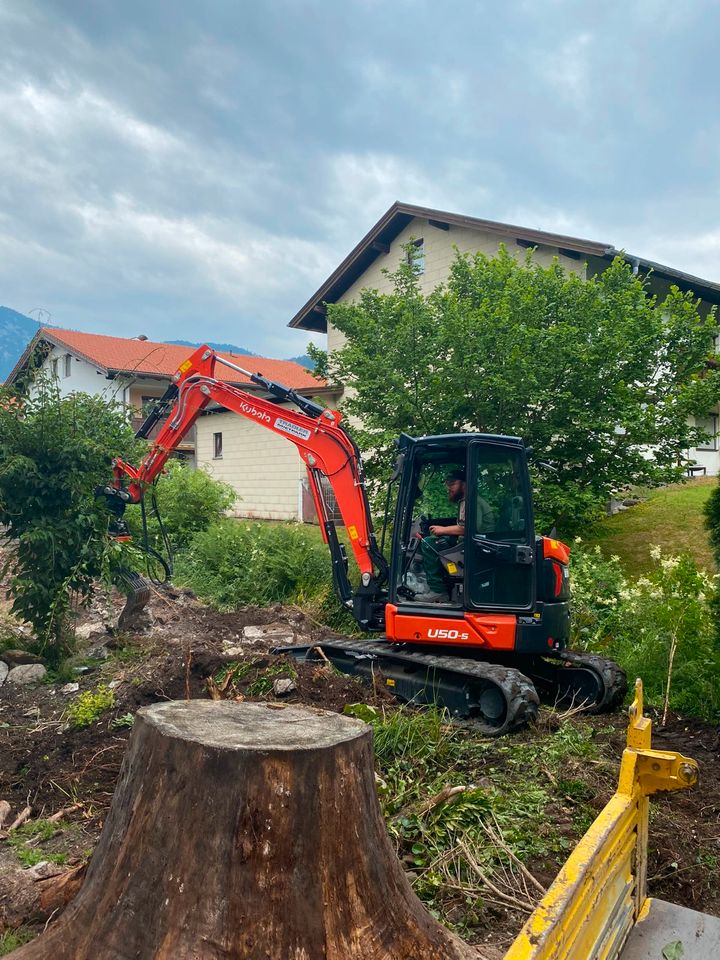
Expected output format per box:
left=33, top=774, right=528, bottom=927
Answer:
left=312, top=247, right=720, bottom=533
left=0, top=379, right=142, bottom=662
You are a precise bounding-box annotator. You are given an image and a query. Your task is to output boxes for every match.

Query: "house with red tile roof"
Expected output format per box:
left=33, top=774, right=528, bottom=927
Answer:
left=7, top=327, right=335, bottom=521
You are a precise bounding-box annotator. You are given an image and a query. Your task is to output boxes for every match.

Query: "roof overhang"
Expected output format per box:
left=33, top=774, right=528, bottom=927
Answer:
left=289, top=201, right=720, bottom=331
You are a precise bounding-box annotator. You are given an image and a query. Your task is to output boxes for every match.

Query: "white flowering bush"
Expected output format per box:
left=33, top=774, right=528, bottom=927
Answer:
left=570, top=542, right=720, bottom=721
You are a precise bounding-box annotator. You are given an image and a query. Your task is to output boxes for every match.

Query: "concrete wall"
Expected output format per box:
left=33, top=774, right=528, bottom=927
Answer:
left=195, top=391, right=345, bottom=521
left=195, top=407, right=308, bottom=521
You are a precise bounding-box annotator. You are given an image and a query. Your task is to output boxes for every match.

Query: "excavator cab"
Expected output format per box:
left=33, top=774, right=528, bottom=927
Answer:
left=390, top=434, right=536, bottom=614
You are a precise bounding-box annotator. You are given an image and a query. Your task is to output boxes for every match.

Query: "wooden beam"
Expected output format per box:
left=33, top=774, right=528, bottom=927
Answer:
left=516, top=238, right=538, bottom=249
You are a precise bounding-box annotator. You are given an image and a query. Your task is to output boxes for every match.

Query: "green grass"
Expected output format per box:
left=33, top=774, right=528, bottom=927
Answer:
left=586, top=478, right=716, bottom=575
left=0, top=928, right=34, bottom=955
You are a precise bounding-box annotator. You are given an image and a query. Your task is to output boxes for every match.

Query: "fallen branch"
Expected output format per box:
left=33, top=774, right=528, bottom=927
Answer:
left=8, top=804, right=32, bottom=832
left=48, top=802, right=84, bottom=823
left=416, top=785, right=468, bottom=816
left=483, top=815, right=547, bottom=896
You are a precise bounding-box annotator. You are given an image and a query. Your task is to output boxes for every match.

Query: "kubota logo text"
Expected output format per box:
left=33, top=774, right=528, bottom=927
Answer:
left=427, top=628, right=470, bottom=640
left=239, top=402, right=271, bottom=424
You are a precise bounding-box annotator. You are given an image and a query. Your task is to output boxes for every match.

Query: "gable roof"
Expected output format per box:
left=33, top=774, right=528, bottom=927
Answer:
left=289, top=201, right=720, bottom=332
left=6, top=327, right=323, bottom=391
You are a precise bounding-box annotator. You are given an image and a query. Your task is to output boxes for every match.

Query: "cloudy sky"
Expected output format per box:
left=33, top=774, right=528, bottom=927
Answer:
left=1, top=0, right=719, bottom=357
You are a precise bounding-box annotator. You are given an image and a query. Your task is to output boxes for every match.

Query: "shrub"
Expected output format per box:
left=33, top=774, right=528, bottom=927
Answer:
left=703, top=481, right=720, bottom=639
left=174, top=519, right=357, bottom=631
left=0, top=379, right=143, bottom=662
left=127, top=459, right=237, bottom=551
left=570, top=542, right=720, bottom=721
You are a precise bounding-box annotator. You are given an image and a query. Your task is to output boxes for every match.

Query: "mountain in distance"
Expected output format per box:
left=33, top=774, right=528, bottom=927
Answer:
left=0, top=306, right=48, bottom=381
left=166, top=339, right=256, bottom=357
left=167, top=339, right=315, bottom=371
left=287, top=354, right=314, bottom=370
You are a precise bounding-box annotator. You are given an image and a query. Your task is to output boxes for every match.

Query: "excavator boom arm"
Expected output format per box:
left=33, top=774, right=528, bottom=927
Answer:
left=106, top=346, right=385, bottom=588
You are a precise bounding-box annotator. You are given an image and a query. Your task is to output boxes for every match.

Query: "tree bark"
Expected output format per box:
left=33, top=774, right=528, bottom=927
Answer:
left=10, top=700, right=479, bottom=959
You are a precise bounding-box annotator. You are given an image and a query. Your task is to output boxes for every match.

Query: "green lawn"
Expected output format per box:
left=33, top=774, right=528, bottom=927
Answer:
left=585, top=477, right=717, bottom=575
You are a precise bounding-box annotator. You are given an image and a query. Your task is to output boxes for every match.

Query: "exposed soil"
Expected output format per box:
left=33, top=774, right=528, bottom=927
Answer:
left=1, top=584, right=719, bottom=954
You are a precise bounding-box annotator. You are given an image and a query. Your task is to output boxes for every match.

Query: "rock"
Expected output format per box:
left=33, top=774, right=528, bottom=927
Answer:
left=1, top=649, right=44, bottom=667
left=108, top=680, right=121, bottom=689
left=74, top=622, right=102, bottom=641
left=0, top=661, right=8, bottom=686
left=27, top=861, right=66, bottom=881
left=6, top=664, right=47, bottom=685
left=221, top=646, right=244, bottom=657
left=273, top=678, right=297, bottom=696
left=86, top=645, right=109, bottom=661
left=60, top=682, right=80, bottom=695
left=243, top=623, right=295, bottom=645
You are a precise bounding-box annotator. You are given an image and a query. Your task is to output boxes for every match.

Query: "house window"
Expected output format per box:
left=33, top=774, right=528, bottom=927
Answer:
left=63, top=354, right=72, bottom=378
left=696, top=414, right=718, bottom=451
left=213, top=432, right=223, bottom=459
left=51, top=357, right=59, bottom=378
left=407, top=238, right=425, bottom=274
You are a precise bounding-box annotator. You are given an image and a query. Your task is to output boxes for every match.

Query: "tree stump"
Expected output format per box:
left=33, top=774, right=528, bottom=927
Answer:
left=11, top=701, right=479, bottom=959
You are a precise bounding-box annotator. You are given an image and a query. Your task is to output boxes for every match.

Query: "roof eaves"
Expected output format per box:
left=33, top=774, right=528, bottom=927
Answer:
left=40, top=330, right=111, bottom=375
left=288, top=202, right=615, bottom=333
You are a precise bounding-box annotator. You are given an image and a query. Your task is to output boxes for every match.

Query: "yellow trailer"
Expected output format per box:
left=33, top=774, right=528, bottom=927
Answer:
left=504, top=679, right=719, bottom=959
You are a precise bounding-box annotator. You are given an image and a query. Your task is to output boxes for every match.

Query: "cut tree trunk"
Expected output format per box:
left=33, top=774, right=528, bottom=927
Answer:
left=10, top=700, right=480, bottom=959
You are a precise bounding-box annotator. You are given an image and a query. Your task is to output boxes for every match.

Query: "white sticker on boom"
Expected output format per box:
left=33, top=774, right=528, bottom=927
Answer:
left=274, top=417, right=311, bottom=441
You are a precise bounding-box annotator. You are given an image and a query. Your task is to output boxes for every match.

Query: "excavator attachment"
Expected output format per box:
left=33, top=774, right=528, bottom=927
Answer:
left=504, top=679, right=718, bottom=960
left=115, top=569, right=151, bottom=630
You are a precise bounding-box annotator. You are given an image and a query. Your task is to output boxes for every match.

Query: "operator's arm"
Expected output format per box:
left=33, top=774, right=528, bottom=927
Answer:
left=429, top=522, right=465, bottom=536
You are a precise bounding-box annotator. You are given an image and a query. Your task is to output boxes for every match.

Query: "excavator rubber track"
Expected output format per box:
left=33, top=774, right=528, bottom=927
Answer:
left=520, top=649, right=628, bottom=714
left=275, top=639, right=540, bottom=736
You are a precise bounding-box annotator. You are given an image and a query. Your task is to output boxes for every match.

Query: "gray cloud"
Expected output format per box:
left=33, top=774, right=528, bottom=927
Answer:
left=1, top=0, right=719, bottom=356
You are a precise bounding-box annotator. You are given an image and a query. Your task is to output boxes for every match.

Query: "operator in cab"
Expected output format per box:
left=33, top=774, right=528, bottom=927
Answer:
left=415, top=467, right=496, bottom=603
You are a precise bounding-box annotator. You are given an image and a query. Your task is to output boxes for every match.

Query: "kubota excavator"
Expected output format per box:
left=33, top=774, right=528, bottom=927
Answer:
left=99, top=345, right=626, bottom=735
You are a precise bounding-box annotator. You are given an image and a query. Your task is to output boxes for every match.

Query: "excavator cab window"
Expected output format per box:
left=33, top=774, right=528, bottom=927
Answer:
left=390, top=436, right=535, bottom=611
left=391, top=442, right=470, bottom=606
left=465, top=442, right=535, bottom=610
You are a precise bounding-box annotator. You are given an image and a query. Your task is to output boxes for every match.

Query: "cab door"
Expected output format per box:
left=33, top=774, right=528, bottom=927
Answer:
left=465, top=441, right=535, bottom=611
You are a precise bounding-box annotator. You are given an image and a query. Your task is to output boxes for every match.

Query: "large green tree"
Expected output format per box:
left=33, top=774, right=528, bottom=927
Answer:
left=313, top=247, right=720, bottom=533
left=0, top=379, right=143, bottom=661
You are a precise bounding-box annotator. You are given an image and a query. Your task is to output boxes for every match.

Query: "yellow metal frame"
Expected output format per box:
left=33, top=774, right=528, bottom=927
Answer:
left=504, top=679, right=698, bottom=960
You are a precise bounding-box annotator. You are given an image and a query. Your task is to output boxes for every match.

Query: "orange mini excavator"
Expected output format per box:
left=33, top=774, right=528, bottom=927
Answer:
left=99, top=346, right=626, bottom=735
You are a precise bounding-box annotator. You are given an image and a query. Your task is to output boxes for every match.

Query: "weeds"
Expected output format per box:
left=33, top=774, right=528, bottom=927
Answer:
left=0, top=928, right=34, bottom=955
left=212, top=658, right=298, bottom=698
left=65, top=685, right=115, bottom=729
left=345, top=702, right=601, bottom=935
left=6, top=820, right=69, bottom=868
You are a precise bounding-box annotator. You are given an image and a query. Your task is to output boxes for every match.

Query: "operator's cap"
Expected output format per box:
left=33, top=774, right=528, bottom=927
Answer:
left=444, top=468, right=466, bottom=483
